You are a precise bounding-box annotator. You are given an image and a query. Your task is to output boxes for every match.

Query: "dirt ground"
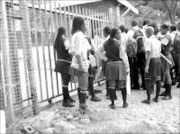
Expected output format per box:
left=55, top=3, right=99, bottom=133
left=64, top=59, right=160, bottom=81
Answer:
left=15, top=83, right=180, bottom=134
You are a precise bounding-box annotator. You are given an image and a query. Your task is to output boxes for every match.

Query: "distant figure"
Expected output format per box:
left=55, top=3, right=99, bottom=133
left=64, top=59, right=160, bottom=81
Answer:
left=143, top=19, right=151, bottom=30
left=126, top=20, right=140, bottom=89
left=159, top=24, right=174, bottom=100
left=169, top=24, right=177, bottom=85
left=85, top=35, right=101, bottom=102
left=54, top=27, right=75, bottom=107
left=172, top=22, right=180, bottom=88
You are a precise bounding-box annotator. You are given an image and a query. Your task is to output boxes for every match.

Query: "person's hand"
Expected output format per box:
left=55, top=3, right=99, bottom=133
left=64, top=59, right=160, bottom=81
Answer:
left=145, top=66, right=149, bottom=73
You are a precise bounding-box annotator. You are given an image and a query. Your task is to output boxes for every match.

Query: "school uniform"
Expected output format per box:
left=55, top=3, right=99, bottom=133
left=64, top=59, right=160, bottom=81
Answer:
left=54, top=38, right=75, bottom=107
left=69, top=31, right=91, bottom=110
left=104, top=38, right=129, bottom=108
left=160, top=34, right=174, bottom=99
left=143, top=35, right=162, bottom=103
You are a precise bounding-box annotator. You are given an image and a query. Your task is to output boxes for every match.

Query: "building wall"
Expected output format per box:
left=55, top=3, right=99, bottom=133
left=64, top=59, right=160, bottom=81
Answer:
left=80, top=0, right=126, bottom=27
left=80, top=0, right=118, bottom=14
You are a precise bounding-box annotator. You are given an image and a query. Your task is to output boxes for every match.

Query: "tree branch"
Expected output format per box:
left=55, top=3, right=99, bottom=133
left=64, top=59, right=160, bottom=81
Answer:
left=161, top=0, right=171, bottom=13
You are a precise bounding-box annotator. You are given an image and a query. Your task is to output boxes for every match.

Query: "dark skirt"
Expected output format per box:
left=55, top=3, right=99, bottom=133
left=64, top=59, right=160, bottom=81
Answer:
left=149, top=58, right=161, bottom=79
left=105, top=61, right=126, bottom=81
left=54, top=60, right=71, bottom=74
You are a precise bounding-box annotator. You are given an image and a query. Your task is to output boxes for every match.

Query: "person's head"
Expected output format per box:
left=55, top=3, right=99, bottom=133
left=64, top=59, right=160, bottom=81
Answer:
left=145, top=26, right=154, bottom=38
left=149, top=22, right=159, bottom=35
left=57, top=27, right=66, bottom=38
left=143, top=19, right=151, bottom=26
left=54, top=27, right=66, bottom=49
left=119, top=25, right=126, bottom=33
left=160, top=24, right=169, bottom=35
left=125, top=28, right=129, bottom=33
left=177, top=21, right=180, bottom=31
left=71, top=17, right=86, bottom=35
left=170, top=25, right=177, bottom=32
left=103, top=26, right=111, bottom=38
left=110, top=28, right=121, bottom=40
left=131, top=20, right=139, bottom=27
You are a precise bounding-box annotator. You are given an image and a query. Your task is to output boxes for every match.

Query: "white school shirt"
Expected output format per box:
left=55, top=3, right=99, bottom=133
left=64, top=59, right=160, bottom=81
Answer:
left=170, top=31, right=177, bottom=45
left=121, top=32, right=128, bottom=51
left=145, top=35, right=161, bottom=58
left=70, top=31, right=91, bottom=72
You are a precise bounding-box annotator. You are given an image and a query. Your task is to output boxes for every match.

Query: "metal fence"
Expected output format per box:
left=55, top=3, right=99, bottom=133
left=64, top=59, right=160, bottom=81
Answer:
left=0, top=0, right=111, bottom=123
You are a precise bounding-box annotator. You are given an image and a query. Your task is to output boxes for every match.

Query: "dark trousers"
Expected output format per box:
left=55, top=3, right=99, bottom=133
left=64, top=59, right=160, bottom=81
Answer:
left=137, top=53, right=146, bottom=89
left=128, top=57, right=139, bottom=88
left=61, top=73, right=71, bottom=102
left=88, top=65, right=96, bottom=98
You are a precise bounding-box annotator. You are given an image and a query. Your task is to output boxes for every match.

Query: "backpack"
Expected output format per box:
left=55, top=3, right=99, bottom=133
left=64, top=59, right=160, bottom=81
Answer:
left=126, top=30, right=137, bottom=57
left=174, top=33, right=180, bottom=52
left=136, top=37, right=145, bottom=53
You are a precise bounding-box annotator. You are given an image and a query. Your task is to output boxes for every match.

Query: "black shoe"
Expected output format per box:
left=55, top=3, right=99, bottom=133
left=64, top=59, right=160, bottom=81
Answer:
left=68, top=97, right=75, bottom=103
left=141, top=99, right=151, bottom=104
left=153, top=98, right=158, bottom=102
left=132, top=86, right=140, bottom=90
left=159, top=92, right=166, bottom=96
left=177, top=83, right=180, bottom=88
left=91, top=96, right=101, bottom=102
left=162, top=95, right=172, bottom=100
left=122, top=103, right=128, bottom=108
left=109, top=104, right=116, bottom=109
left=62, top=101, right=75, bottom=107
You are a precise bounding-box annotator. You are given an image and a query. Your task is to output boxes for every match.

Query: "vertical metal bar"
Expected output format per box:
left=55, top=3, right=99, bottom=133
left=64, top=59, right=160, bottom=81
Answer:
left=19, top=0, right=38, bottom=114
left=48, top=0, right=55, bottom=97
left=89, top=8, right=92, bottom=38
left=54, top=2, right=60, bottom=95
left=32, top=0, right=43, bottom=101
left=11, top=0, right=23, bottom=105
left=0, top=2, right=7, bottom=109
left=59, top=3, right=62, bottom=27
left=67, top=5, right=71, bottom=38
left=91, top=9, right=95, bottom=38
left=63, top=4, right=68, bottom=33
left=78, top=6, right=82, bottom=16
left=38, top=0, right=49, bottom=99
left=1, top=0, right=15, bottom=122
left=75, top=5, right=78, bottom=17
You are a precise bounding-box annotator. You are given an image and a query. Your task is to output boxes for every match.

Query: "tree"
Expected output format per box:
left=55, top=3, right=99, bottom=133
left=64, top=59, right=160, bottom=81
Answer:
left=131, top=0, right=180, bottom=24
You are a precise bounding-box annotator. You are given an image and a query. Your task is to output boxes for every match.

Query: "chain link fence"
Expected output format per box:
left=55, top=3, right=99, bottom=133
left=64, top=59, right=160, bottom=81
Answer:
left=0, top=0, right=110, bottom=125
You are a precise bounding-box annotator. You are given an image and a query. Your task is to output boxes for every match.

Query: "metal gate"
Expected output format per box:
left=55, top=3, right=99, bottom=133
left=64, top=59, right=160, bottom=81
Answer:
left=0, top=0, right=111, bottom=123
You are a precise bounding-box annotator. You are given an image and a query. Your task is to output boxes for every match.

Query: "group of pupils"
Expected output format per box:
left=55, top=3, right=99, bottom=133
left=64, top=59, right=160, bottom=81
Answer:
left=54, top=16, right=180, bottom=113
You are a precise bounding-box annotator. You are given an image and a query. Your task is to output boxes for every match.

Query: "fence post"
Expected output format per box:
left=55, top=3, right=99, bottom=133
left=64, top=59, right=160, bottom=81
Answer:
left=19, top=0, right=38, bottom=115
left=1, top=0, right=15, bottom=124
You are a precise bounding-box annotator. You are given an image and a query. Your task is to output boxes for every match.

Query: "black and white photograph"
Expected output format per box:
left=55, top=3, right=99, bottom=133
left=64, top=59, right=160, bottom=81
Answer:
left=0, top=0, right=180, bottom=133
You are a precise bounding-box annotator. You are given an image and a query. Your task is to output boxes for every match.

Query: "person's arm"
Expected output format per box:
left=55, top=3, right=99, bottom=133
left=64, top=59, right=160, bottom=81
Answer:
left=120, top=45, right=130, bottom=74
left=145, top=39, right=151, bottom=73
left=95, top=44, right=107, bottom=61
